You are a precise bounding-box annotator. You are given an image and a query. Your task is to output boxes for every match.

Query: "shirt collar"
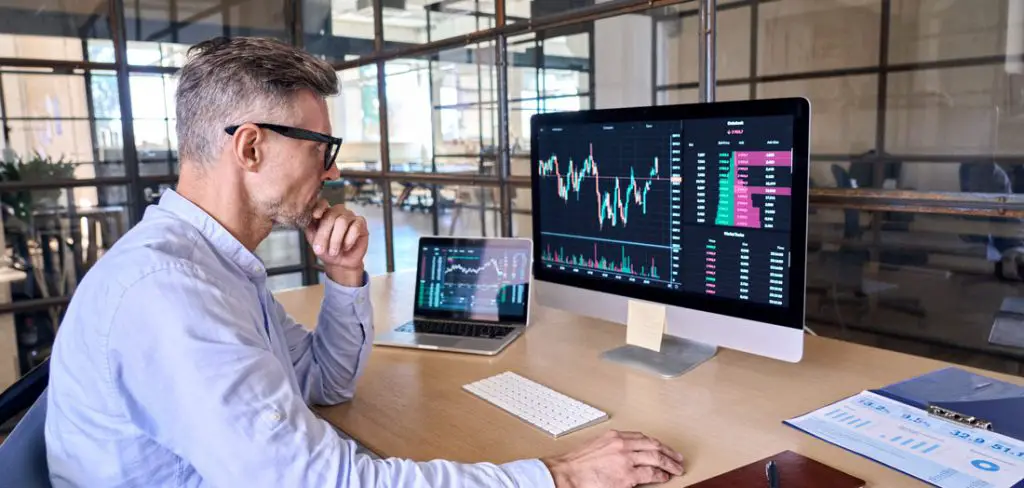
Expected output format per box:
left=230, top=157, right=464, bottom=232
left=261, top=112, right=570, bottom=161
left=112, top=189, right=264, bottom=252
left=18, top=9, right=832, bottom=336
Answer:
left=155, top=189, right=267, bottom=281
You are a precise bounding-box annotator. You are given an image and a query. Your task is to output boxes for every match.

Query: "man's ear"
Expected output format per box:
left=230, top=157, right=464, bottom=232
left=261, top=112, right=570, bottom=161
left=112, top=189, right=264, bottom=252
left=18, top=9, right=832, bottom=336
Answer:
left=231, top=123, right=263, bottom=172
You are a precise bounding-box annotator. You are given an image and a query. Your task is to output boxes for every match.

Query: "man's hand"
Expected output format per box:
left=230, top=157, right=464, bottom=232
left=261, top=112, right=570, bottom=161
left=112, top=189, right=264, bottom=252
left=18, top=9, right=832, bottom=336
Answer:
left=542, top=430, right=684, bottom=488
left=305, top=199, right=369, bottom=287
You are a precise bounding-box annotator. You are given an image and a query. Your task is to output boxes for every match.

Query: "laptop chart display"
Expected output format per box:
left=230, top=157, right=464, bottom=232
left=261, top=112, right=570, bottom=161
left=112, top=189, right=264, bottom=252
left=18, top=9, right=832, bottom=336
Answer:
left=414, top=238, right=532, bottom=323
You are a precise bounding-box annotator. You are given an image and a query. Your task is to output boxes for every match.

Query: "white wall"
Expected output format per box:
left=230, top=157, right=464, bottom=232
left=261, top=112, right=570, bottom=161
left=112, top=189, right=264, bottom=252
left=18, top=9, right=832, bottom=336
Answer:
left=594, top=14, right=653, bottom=109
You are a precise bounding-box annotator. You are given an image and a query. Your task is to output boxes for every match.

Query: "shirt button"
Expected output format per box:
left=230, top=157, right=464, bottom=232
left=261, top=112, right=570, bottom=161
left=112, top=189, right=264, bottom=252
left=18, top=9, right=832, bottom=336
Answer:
left=268, top=412, right=282, bottom=422
left=357, top=294, right=366, bottom=304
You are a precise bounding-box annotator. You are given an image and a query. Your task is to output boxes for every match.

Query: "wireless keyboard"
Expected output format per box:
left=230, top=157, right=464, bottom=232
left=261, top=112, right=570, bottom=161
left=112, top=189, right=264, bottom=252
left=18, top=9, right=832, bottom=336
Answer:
left=462, top=372, right=608, bottom=438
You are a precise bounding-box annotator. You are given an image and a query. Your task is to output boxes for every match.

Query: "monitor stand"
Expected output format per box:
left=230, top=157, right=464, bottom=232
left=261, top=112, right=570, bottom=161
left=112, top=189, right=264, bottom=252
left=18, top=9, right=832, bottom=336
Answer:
left=601, top=336, right=718, bottom=378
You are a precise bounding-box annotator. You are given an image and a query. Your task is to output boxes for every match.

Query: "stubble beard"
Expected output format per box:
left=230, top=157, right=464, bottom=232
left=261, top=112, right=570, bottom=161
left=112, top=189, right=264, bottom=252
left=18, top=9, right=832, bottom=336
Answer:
left=264, top=194, right=319, bottom=230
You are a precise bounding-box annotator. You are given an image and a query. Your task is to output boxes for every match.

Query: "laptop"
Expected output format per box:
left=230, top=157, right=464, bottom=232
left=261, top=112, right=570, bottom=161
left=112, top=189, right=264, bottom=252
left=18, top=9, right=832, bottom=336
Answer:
left=374, top=236, right=533, bottom=356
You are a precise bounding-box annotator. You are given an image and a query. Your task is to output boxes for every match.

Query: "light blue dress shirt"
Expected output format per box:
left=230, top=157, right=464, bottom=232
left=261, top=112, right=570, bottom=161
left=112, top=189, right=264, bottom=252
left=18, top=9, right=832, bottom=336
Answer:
left=45, top=189, right=554, bottom=488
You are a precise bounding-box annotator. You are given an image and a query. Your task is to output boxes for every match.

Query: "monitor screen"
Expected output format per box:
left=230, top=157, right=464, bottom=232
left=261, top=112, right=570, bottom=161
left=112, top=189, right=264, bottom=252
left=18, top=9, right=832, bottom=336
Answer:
left=414, top=237, right=532, bottom=323
left=530, top=99, right=809, bottom=329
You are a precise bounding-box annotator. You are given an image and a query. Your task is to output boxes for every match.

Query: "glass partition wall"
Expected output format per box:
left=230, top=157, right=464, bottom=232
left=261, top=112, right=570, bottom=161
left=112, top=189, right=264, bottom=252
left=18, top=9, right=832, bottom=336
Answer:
left=0, top=0, right=1021, bottom=390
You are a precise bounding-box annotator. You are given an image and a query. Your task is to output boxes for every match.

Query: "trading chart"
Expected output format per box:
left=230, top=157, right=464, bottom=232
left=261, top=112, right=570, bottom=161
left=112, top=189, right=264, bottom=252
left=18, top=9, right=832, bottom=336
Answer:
left=417, top=244, right=530, bottom=315
left=535, top=115, right=797, bottom=307
left=535, top=121, right=684, bottom=288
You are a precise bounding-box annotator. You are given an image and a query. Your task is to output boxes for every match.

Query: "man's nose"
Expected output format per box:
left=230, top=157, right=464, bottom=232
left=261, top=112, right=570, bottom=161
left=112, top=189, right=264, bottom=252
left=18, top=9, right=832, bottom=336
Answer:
left=323, top=163, right=341, bottom=181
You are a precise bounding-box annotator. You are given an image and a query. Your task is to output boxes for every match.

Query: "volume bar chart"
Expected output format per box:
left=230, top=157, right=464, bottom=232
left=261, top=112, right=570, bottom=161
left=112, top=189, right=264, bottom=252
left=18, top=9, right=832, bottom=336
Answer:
left=544, top=243, right=662, bottom=280
left=542, top=238, right=671, bottom=285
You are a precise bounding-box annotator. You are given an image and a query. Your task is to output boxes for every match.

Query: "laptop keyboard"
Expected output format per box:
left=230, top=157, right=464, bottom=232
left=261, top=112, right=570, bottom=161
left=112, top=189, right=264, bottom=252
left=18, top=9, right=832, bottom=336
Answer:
left=397, top=321, right=516, bottom=339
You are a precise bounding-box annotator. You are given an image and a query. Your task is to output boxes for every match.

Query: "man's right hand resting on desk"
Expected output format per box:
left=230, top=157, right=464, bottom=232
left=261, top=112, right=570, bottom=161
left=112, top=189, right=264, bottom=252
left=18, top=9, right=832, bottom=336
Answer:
left=545, top=430, right=686, bottom=487
left=43, top=35, right=684, bottom=488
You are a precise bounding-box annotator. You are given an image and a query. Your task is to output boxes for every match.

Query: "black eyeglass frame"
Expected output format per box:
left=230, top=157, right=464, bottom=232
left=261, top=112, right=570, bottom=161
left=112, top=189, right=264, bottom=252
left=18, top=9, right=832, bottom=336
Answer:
left=225, top=123, right=343, bottom=171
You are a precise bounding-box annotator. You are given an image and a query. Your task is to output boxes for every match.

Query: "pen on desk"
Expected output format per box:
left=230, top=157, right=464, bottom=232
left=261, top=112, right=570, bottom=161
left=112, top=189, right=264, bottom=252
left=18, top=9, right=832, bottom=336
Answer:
left=766, top=460, right=780, bottom=488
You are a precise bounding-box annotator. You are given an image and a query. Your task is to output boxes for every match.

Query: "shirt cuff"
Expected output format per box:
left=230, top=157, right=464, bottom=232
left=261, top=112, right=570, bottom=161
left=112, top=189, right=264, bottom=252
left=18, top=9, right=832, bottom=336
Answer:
left=321, top=271, right=372, bottom=326
left=501, top=459, right=556, bottom=488
left=321, top=270, right=370, bottom=289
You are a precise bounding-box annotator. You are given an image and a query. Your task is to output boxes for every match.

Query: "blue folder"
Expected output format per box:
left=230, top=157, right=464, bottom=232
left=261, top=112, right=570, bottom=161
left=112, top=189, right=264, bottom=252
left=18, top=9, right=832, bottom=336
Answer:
left=871, top=367, right=1024, bottom=442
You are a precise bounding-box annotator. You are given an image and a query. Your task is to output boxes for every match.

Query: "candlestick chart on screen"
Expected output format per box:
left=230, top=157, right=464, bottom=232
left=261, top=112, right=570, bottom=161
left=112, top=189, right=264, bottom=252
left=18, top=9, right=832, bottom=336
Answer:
left=535, top=122, right=681, bottom=285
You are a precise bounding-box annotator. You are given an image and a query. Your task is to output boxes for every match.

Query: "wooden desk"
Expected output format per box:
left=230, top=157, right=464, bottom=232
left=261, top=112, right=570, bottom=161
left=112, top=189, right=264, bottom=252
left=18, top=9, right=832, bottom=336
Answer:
left=275, top=272, right=1024, bottom=487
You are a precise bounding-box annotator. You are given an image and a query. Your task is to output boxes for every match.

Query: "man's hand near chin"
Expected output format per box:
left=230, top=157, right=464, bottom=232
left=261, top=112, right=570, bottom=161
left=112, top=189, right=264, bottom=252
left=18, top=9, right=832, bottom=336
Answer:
left=543, top=430, right=685, bottom=488
left=304, top=198, right=369, bottom=286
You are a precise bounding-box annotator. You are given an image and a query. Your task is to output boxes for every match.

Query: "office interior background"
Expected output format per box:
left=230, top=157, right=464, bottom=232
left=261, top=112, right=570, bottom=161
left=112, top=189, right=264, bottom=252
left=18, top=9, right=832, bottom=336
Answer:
left=0, top=0, right=1022, bottom=393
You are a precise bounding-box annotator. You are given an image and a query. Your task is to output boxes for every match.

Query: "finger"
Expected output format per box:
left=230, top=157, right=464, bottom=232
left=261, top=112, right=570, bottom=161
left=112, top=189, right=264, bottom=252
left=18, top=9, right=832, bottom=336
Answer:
left=311, top=198, right=330, bottom=220
left=623, top=437, right=685, bottom=463
left=314, top=212, right=343, bottom=255
left=305, top=200, right=332, bottom=246
left=630, top=451, right=684, bottom=476
left=660, top=444, right=685, bottom=463
left=600, top=430, right=622, bottom=440
left=631, top=466, right=671, bottom=486
left=622, top=437, right=659, bottom=452
left=328, top=217, right=348, bottom=256
left=343, top=217, right=367, bottom=252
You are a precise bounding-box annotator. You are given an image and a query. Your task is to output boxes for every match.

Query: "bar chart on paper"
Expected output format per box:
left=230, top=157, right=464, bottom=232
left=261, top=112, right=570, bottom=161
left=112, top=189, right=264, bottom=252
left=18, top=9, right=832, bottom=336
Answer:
left=787, top=391, right=1024, bottom=488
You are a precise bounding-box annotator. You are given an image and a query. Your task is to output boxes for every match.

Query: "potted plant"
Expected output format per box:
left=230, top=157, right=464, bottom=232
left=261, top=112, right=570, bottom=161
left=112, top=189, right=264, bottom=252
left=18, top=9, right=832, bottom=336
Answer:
left=0, top=151, right=79, bottom=334
left=0, top=152, right=78, bottom=220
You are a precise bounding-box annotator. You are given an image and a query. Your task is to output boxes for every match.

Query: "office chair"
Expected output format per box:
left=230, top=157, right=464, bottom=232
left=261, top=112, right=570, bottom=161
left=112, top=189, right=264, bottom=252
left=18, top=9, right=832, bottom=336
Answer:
left=958, top=162, right=1024, bottom=262
left=1011, top=164, right=1024, bottom=195
left=0, top=359, right=51, bottom=488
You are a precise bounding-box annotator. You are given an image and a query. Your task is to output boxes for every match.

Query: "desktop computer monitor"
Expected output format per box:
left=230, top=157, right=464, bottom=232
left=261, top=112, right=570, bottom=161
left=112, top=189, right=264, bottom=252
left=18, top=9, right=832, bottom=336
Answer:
left=529, top=98, right=810, bottom=365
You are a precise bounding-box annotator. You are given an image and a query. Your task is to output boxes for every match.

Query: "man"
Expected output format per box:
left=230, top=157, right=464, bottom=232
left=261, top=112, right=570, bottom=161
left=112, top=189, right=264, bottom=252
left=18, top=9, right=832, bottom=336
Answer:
left=45, top=37, right=684, bottom=487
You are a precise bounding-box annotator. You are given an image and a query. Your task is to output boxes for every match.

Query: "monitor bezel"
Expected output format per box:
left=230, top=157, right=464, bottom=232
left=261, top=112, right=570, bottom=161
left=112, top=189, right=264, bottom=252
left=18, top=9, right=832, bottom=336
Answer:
left=413, top=236, right=534, bottom=324
left=529, top=98, right=810, bottom=330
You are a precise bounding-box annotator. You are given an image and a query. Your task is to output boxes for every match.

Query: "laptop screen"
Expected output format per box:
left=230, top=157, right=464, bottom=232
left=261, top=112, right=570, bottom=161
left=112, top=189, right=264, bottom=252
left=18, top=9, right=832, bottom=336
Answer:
left=413, top=237, right=532, bottom=324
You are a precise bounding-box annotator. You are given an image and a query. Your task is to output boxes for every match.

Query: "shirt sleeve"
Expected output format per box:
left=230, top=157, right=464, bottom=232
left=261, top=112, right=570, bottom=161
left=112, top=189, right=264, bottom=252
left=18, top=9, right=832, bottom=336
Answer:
left=273, top=272, right=373, bottom=406
left=107, top=267, right=555, bottom=488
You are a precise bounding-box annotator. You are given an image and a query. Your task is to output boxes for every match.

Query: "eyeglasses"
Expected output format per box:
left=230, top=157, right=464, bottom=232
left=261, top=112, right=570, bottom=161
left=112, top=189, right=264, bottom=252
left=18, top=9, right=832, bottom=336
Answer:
left=225, top=123, right=343, bottom=172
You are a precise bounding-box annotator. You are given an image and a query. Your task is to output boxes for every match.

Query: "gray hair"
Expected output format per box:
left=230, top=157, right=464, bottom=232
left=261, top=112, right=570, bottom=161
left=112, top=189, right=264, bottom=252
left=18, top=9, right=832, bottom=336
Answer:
left=175, top=37, right=339, bottom=164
